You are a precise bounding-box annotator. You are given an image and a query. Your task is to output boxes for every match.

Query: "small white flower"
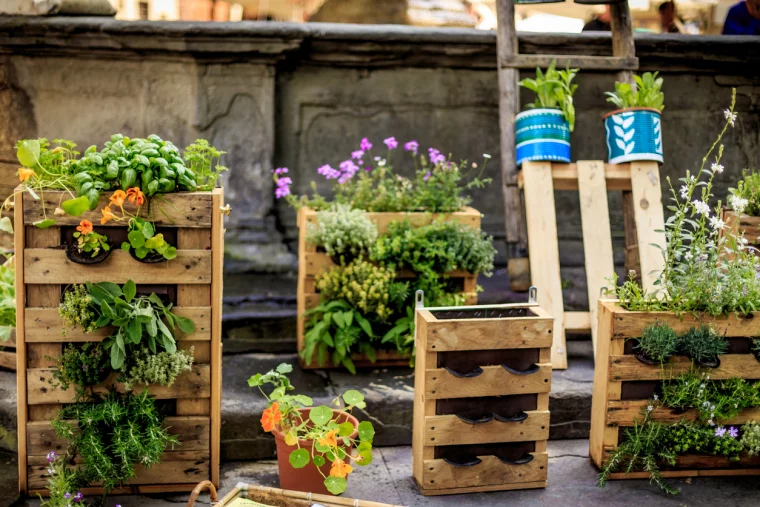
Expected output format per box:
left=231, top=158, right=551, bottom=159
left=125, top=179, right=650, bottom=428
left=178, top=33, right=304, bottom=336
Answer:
left=685, top=251, right=693, bottom=261
left=653, top=394, right=659, bottom=401
left=740, top=237, right=749, bottom=246
left=680, top=185, right=689, bottom=199
left=710, top=216, right=726, bottom=231
left=707, top=376, right=711, bottom=381
left=724, top=109, right=738, bottom=127
left=729, top=194, right=748, bottom=214
left=647, top=405, right=653, bottom=412
left=483, top=154, right=492, bottom=159
left=693, top=200, right=711, bottom=216
left=711, top=162, right=724, bottom=174
left=708, top=419, right=715, bottom=426
left=378, top=158, right=386, bottom=167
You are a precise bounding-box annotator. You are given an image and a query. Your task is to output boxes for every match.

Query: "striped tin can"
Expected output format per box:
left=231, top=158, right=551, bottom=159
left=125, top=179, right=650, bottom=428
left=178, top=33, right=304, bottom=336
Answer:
left=516, top=0, right=564, bottom=4
left=515, top=108, right=571, bottom=166
left=604, top=108, right=663, bottom=165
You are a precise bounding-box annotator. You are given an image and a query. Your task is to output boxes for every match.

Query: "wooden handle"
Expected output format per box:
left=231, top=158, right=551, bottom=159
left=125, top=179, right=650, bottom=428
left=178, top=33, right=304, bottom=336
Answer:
left=186, top=480, right=218, bottom=507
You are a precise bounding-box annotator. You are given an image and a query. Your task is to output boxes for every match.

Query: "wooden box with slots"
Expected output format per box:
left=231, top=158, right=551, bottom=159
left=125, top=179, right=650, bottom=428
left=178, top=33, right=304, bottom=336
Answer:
left=15, top=188, right=224, bottom=495
left=296, top=206, right=481, bottom=369
left=412, top=289, right=553, bottom=495
left=590, top=300, right=760, bottom=478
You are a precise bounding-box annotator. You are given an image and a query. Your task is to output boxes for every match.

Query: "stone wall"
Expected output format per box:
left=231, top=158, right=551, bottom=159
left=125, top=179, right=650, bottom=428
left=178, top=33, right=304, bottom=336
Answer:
left=0, top=19, right=759, bottom=310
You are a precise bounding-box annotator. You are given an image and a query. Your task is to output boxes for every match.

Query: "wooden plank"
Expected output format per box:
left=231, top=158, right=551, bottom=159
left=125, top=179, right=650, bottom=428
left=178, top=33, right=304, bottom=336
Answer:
left=522, top=161, right=566, bottom=369
left=0, top=350, right=15, bottom=370
left=609, top=469, right=760, bottom=480
left=25, top=307, right=211, bottom=342
left=24, top=249, right=212, bottom=284
left=419, top=480, right=547, bottom=496
left=609, top=354, right=760, bottom=381
left=629, top=162, right=666, bottom=292
left=302, top=252, right=475, bottom=280
left=606, top=401, right=760, bottom=427
left=424, top=410, right=549, bottom=446
left=421, top=316, right=553, bottom=352
left=589, top=300, right=615, bottom=468
left=13, top=189, right=26, bottom=494
left=27, top=365, right=211, bottom=404
left=501, top=55, right=638, bottom=71
left=23, top=191, right=214, bottom=228
left=611, top=305, right=760, bottom=339
left=422, top=453, right=547, bottom=490
left=517, top=163, right=633, bottom=191
left=424, top=364, right=551, bottom=400
left=564, top=311, right=591, bottom=334
left=622, top=191, right=641, bottom=283
left=210, top=187, right=223, bottom=487
left=412, top=313, right=437, bottom=490
left=577, top=161, right=615, bottom=359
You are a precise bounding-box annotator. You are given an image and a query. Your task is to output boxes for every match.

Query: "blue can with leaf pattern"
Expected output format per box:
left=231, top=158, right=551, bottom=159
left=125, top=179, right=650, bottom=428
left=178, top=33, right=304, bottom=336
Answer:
left=515, top=108, right=571, bottom=166
left=604, top=108, right=663, bottom=165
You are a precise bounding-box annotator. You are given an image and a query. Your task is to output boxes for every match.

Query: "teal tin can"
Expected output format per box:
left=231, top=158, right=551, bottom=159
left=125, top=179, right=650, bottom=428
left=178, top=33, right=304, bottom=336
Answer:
left=604, top=108, right=663, bottom=165
left=515, top=108, right=571, bottom=166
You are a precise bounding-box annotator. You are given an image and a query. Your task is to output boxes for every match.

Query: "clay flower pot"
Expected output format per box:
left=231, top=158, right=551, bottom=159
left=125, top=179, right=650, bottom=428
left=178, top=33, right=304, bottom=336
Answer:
left=271, top=408, right=359, bottom=496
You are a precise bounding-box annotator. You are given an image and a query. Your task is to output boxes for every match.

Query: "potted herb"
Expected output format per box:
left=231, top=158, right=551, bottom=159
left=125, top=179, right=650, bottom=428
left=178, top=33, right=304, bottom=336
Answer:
left=603, top=72, right=665, bottom=164
left=516, top=61, right=578, bottom=166
left=632, top=322, right=679, bottom=365
left=66, top=219, right=111, bottom=265
left=249, top=363, right=375, bottom=495
left=724, top=168, right=760, bottom=259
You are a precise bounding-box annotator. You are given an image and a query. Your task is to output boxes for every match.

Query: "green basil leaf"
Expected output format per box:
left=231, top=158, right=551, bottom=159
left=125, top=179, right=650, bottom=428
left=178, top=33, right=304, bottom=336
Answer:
left=61, top=196, right=90, bottom=217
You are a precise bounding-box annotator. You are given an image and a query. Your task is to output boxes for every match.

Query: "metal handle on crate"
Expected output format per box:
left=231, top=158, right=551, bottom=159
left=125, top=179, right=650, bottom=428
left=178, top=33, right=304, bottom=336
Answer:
left=444, top=456, right=482, bottom=467
left=413, top=290, right=425, bottom=349
left=444, top=366, right=484, bottom=378
left=501, top=363, right=541, bottom=375
left=496, top=453, right=535, bottom=466
left=494, top=411, right=529, bottom=423
left=455, top=413, right=494, bottom=425
left=528, top=286, right=538, bottom=304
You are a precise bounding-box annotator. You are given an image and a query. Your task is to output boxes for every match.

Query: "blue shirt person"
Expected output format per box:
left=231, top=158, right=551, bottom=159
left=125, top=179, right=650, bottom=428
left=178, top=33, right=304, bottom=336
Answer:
left=723, top=0, right=760, bottom=35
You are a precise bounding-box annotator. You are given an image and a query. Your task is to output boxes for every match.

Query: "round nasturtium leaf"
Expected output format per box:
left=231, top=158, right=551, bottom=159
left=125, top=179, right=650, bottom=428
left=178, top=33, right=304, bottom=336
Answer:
left=313, top=455, right=326, bottom=467
left=324, top=476, right=347, bottom=495
left=33, top=219, right=56, bottom=229
left=17, top=140, right=40, bottom=168
left=60, top=196, right=90, bottom=217
left=342, top=390, right=365, bottom=407
left=309, top=405, right=333, bottom=427
left=358, top=421, right=375, bottom=443
left=338, top=422, right=355, bottom=437
left=289, top=448, right=310, bottom=469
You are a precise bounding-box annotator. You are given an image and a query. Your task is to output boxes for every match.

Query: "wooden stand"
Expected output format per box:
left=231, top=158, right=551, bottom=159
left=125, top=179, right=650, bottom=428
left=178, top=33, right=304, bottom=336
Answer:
left=15, top=189, right=224, bottom=495
left=412, top=289, right=552, bottom=495
left=296, top=206, right=480, bottom=369
left=519, top=161, right=665, bottom=368
left=589, top=300, right=760, bottom=478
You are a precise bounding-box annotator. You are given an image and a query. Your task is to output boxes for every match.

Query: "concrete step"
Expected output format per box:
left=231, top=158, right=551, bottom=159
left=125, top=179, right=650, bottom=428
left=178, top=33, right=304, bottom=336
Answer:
left=0, top=341, right=593, bottom=461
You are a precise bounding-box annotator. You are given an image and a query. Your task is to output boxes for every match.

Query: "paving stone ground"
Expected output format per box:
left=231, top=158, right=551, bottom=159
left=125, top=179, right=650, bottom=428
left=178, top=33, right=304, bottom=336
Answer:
left=6, top=441, right=760, bottom=507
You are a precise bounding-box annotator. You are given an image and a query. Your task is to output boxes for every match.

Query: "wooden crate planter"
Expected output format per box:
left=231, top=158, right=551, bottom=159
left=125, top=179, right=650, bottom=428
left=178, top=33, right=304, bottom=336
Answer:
left=15, top=188, right=224, bottom=495
left=412, top=291, right=553, bottom=495
left=722, top=208, right=760, bottom=259
left=296, top=206, right=481, bottom=369
left=590, top=300, right=760, bottom=479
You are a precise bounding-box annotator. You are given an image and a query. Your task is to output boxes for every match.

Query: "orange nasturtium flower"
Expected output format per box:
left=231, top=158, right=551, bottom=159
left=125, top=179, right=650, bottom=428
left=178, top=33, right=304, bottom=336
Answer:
left=329, top=460, right=353, bottom=478
left=109, top=190, right=127, bottom=208
left=318, top=429, right=338, bottom=448
left=76, top=220, right=93, bottom=235
left=260, top=402, right=282, bottom=432
left=18, top=167, right=35, bottom=182
left=100, top=206, right=116, bottom=225
left=126, top=187, right=145, bottom=206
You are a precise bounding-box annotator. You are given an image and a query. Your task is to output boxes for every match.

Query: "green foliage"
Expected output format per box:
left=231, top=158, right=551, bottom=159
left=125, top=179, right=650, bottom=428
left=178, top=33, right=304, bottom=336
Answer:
left=0, top=258, right=15, bottom=342
left=49, top=343, right=110, bottom=391
left=52, top=389, right=178, bottom=492
left=39, top=453, right=87, bottom=507
left=120, top=217, right=177, bottom=260
left=307, top=204, right=378, bottom=263
left=183, top=139, right=228, bottom=190
left=605, top=72, right=665, bottom=111
left=679, top=325, right=727, bottom=364
left=58, top=281, right=195, bottom=370
left=634, top=323, right=679, bottom=363
left=519, top=61, right=579, bottom=131
left=728, top=169, right=760, bottom=217
left=740, top=421, right=760, bottom=456
left=119, top=346, right=194, bottom=392
left=664, top=422, right=743, bottom=461
left=73, top=229, right=110, bottom=258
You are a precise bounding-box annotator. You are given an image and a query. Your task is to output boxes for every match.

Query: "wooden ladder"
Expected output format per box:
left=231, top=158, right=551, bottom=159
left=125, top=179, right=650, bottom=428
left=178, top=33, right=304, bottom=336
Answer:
left=495, top=1, right=662, bottom=369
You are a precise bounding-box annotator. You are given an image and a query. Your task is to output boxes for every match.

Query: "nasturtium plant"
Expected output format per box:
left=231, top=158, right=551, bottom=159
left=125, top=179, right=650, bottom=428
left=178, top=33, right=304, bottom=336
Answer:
left=121, top=217, right=177, bottom=260
left=250, top=363, right=375, bottom=495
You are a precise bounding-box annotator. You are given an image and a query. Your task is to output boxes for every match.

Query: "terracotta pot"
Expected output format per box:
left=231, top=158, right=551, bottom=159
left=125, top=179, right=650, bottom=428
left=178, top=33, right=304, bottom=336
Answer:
left=271, top=408, right=359, bottom=496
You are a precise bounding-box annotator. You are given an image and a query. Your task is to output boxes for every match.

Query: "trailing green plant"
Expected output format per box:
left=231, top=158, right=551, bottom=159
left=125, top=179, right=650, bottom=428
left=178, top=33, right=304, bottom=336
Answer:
left=120, top=216, right=177, bottom=261
left=605, top=72, right=665, bottom=111
left=183, top=138, right=228, bottom=190
left=39, top=451, right=88, bottom=507
left=307, top=204, right=378, bottom=263
left=249, top=363, right=375, bottom=495
left=634, top=322, right=679, bottom=363
left=72, top=219, right=110, bottom=258
left=678, top=325, right=727, bottom=364
left=52, top=389, right=178, bottom=492
left=728, top=169, right=760, bottom=217
left=49, top=343, right=110, bottom=391
left=119, top=346, right=194, bottom=392
left=58, top=281, right=195, bottom=369
left=519, top=60, right=579, bottom=131
left=0, top=256, right=14, bottom=342
left=740, top=421, right=760, bottom=456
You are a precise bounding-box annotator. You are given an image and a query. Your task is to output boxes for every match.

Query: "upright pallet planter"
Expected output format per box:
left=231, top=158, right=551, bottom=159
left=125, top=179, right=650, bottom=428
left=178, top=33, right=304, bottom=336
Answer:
left=296, top=206, right=480, bottom=369
left=412, top=290, right=553, bottom=495
left=15, top=188, right=224, bottom=495
left=590, top=300, right=760, bottom=478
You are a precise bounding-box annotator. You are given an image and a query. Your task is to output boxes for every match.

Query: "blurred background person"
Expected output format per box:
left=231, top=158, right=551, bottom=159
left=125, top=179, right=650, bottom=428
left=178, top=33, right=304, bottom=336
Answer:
left=723, top=0, right=760, bottom=34
left=583, top=5, right=611, bottom=31
left=659, top=1, right=685, bottom=32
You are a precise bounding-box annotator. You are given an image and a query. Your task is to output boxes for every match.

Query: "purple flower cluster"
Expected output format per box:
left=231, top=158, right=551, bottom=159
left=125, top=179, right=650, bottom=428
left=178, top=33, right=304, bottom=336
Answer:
left=428, top=148, right=446, bottom=165
left=404, top=140, right=419, bottom=154
left=272, top=167, right=291, bottom=199
left=318, top=164, right=341, bottom=180
left=715, top=426, right=739, bottom=438
left=47, top=451, right=57, bottom=463
left=338, top=160, right=360, bottom=184
left=384, top=136, right=398, bottom=150
left=360, top=138, right=373, bottom=151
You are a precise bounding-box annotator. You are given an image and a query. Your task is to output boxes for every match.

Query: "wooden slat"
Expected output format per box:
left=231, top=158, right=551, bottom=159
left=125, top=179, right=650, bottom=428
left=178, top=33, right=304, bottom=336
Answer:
left=419, top=480, right=547, bottom=496
left=609, top=354, right=760, bottom=381
left=0, top=350, right=15, bottom=370
left=210, top=187, right=223, bottom=487
left=611, top=304, right=760, bottom=338
left=564, top=311, right=591, bottom=334
left=412, top=313, right=436, bottom=489
left=589, top=300, right=616, bottom=468
left=422, top=453, right=547, bottom=490
left=609, top=469, right=760, bottom=480
left=629, top=162, right=666, bottom=292
left=27, top=365, right=211, bottom=404
left=424, top=364, right=551, bottom=400
left=23, top=191, right=213, bottom=228
left=421, top=315, right=552, bottom=352
left=577, top=161, right=615, bottom=358
left=424, top=410, right=549, bottom=446
left=606, top=401, right=760, bottom=427
left=501, top=54, right=638, bottom=71
left=522, top=161, right=566, bottom=369
left=24, top=249, right=212, bottom=284
left=25, top=307, right=211, bottom=342
left=518, top=163, right=633, bottom=191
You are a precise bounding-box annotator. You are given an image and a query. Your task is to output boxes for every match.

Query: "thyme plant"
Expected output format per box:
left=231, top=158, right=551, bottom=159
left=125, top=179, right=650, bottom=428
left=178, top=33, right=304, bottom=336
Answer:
left=307, top=204, right=378, bottom=263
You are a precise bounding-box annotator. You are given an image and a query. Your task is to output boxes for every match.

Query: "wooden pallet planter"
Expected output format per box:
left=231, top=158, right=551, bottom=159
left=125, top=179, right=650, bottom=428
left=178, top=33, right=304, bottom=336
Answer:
left=721, top=208, right=760, bottom=259
left=15, top=188, right=224, bottom=495
left=296, top=206, right=480, bottom=369
left=412, top=290, right=553, bottom=495
left=590, top=300, right=760, bottom=479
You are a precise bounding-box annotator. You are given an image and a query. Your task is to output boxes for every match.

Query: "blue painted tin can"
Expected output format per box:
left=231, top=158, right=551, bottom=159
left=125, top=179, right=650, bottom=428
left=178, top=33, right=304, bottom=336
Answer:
left=515, top=108, right=571, bottom=166
left=604, top=108, right=663, bottom=165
